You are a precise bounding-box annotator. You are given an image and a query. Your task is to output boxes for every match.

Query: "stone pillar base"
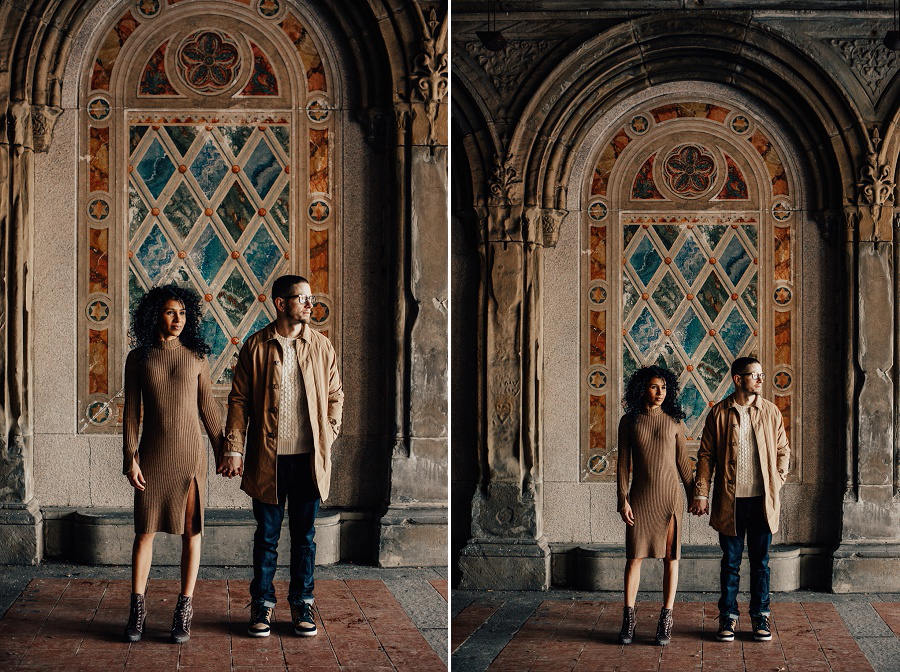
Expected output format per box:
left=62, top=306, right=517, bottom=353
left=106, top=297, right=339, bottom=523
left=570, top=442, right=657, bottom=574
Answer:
left=0, top=498, right=43, bottom=564
left=458, top=537, right=551, bottom=590
left=378, top=504, right=447, bottom=567
left=832, top=542, right=900, bottom=593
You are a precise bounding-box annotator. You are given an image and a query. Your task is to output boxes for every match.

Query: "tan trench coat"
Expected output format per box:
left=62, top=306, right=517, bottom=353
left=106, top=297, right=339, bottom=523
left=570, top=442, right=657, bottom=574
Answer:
left=224, top=322, right=344, bottom=504
left=695, top=393, right=790, bottom=536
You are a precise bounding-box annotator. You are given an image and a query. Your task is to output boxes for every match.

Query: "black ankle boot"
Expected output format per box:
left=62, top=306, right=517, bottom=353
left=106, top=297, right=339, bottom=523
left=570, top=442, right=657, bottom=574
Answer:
left=656, top=607, right=673, bottom=646
left=171, top=594, right=193, bottom=643
left=619, top=605, right=636, bottom=645
left=124, top=593, right=146, bottom=642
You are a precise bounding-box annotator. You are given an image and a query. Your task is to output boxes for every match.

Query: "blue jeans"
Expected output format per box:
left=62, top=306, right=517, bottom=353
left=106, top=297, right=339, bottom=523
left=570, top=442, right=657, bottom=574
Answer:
left=718, top=496, right=772, bottom=620
left=250, top=454, right=320, bottom=608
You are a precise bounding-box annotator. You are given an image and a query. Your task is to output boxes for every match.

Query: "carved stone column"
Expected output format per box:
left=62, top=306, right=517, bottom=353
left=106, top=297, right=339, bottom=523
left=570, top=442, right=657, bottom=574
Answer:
left=0, top=101, right=48, bottom=564
left=378, top=7, right=449, bottom=567
left=457, top=151, right=566, bottom=589
left=833, top=128, right=900, bottom=591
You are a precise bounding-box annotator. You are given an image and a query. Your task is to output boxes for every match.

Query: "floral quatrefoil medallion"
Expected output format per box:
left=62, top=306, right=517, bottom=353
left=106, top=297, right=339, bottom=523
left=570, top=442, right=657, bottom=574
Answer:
left=177, top=30, right=241, bottom=95
left=663, top=144, right=718, bottom=198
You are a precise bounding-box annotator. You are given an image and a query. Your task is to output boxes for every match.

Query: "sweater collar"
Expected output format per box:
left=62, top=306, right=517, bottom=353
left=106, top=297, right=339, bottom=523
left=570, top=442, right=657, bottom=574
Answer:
left=157, top=337, right=182, bottom=350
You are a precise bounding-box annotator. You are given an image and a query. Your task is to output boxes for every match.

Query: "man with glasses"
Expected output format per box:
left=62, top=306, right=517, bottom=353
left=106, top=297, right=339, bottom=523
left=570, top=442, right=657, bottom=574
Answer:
left=689, top=356, right=789, bottom=643
left=219, top=274, right=344, bottom=638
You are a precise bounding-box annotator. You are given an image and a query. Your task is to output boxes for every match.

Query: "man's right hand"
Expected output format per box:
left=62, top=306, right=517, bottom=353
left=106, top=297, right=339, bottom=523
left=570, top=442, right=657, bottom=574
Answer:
left=689, top=498, right=708, bottom=516
left=217, top=455, right=243, bottom=479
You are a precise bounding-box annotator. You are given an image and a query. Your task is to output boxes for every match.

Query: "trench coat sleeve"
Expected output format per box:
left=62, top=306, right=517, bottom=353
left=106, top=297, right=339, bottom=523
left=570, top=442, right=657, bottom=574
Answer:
left=326, top=340, right=344, bottom=437
left=774, top=408, right=790, bottom=482
left=122, top=350, right=142, bottom=474
left=224, top=341, right=254, bottom=455
left=675, top=421, right=695, bottom=502
left=695, top=410, right=718, bottom=498
left=197, top=357, right=225, bottom=463
left=616, top=418, right=631, bottom=511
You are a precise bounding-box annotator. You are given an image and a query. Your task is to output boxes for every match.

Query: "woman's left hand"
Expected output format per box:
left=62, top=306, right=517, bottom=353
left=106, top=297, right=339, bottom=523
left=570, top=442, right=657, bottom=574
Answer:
left=620, top=501, right=635, bottom=526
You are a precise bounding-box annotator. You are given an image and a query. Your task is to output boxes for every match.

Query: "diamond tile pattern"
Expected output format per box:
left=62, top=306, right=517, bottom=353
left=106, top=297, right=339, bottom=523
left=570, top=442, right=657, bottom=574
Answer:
left=218, top=268, right=255, bottom=327
left=629, top=236, right=662, bottom=287
left=622, top=217, right=759, bottom=432
left=164, top=182, right=202, bottom=239
left=217, top=181, right=255, bottom=242
left=135, top=223, right=174, bottom=283
left=137, top=138, right=175, bottom=199
left=245, top=138, right=282, bottom=199
left=128, top=124, right=293, bottom=386
left=191, top=224, right=228, bottom=285
left=190, top=138, right=229, bottom=199
left=245, top=225, right=281, bottom=284
left=720, top=235, right=752, bottom=286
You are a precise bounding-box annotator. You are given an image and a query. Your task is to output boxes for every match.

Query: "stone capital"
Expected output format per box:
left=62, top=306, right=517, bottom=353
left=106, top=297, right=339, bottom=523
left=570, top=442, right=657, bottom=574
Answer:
left=523, top=206, right=568, bottom=247
left=31, top=105, right=62, bottom=153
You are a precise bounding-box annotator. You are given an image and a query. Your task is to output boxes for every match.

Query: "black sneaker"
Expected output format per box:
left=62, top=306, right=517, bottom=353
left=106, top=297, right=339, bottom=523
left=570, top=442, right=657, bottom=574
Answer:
left=248, top=603, right=274, bottom=637
left=291, top=602, right=317, bottom=637
left=717, top=616, right=737, bottom=642
left=752, top=614, right=772, bottom=641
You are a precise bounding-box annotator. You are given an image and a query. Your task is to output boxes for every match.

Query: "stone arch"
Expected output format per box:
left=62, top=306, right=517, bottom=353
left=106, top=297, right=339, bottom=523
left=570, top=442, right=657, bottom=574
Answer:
left=501, top=15, right=863, bottom=217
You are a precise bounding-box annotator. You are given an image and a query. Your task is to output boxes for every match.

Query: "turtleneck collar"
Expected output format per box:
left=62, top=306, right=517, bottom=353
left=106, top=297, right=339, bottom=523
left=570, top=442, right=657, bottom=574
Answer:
left=157, top=337, right=182, bottom=350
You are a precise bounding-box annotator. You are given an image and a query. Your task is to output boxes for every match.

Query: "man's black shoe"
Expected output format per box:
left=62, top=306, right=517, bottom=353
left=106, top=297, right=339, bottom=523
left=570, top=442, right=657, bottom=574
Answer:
left=717, top=616, right=737, bottom=642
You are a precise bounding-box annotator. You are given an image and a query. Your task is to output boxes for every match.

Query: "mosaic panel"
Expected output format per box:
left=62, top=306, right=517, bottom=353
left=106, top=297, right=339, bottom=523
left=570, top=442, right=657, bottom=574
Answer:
left=140, top=41, right=179, bottom=95
left=749, top=130, right=789, bottom=196
left=632, top=155, right=664, bottom=200
left=81, top=3, right=339, bottom=432
left=716, top=155, right=749, bottom=199
left=590, top=310, right=606, bottom=365
left=309, top=129, right=328, bottom=193
left=241, top=43, right=279, bottom=95
left=310, top=229, right=328, bottom=294
left=590, top=226, right=607, bottom=281
left=650, top=102, right=730, bottom=124
left=663, top=145, right=717, bottom=197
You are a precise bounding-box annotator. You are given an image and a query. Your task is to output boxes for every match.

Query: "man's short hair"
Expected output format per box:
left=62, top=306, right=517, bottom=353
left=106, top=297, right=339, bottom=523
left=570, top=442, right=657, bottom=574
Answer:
left=731, top=356, right=761, bottom=378
left=272, top=274, right=310, bottom=299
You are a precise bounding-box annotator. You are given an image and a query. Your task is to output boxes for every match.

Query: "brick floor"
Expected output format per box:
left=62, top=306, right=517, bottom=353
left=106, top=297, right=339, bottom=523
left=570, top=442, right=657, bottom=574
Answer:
left=0, top=578, right=446, bottom=671
left=453, top=598, right=881, bottom=671
left=429, top=581, right=448, bottom=602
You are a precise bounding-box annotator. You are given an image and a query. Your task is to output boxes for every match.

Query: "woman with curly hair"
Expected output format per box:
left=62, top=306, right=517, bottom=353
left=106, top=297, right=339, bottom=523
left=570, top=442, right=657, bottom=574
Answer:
left=122, top=284, right=223, bottom=644
left=616, top=365, right=694, bottom=647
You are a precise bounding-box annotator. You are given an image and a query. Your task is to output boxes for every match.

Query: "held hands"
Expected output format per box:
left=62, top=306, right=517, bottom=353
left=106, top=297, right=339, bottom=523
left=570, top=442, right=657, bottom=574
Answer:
left=689, top=498, right=709, bottom=516
left=217, top=455, right=243, bottom=479
left=619, top=501, right=635, bottom=526
left=126, top=464, right=146, bottom=491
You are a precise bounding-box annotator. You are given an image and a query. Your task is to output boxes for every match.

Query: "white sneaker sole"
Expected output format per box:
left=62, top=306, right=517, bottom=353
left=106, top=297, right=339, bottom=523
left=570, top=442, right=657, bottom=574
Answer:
left=247, top=628, right=271, bottom=637
left=295, top=627, right=317, bottom=637
left=717, top=633, right=735, bottom=642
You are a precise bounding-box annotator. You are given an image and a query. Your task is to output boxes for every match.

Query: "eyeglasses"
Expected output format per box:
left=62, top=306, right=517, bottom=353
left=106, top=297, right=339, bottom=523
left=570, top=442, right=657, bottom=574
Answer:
left=279, top=294, right=317, bottom=305
left=739, top=372, right=765, bottom=381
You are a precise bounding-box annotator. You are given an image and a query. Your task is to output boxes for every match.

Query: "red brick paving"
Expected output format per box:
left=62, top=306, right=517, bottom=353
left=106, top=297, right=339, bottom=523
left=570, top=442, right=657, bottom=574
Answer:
left=873, top=602, right=900, bottom=639
left=465, top=600, right=875, bottom=671
left=428, top=580, right=448, bottom=602
left=0, top=578, right=444, bottom=671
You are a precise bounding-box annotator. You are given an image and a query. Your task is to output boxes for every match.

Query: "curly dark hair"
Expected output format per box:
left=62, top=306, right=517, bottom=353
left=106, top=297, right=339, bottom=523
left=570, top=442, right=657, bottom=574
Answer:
left=622, top=365, right=686, bottom=424
left=129, top=284, right=211, bottom=361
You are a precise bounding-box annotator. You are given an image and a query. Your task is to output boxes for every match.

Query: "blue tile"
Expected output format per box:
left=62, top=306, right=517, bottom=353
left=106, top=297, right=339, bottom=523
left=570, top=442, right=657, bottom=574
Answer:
left=217, top=181, right=255, bottom=242
left=742, top=275, right=758, bottom=317
left=720, top=307, right=752, bottom=357
left=674, top=234, right=706, bottom=286
left=244, top=224, right=281, bottom=284
left=217, top=268, right=255, bottom=327
left=623, top=345, right=639, bottom=384
left=128, top=181, right=148, bottom=240
left=200, top=310, right=229, bottom=365
left=698, top=224, right=728, bottom=252
left=245, top=138, right=281, bottom=199
left=628, top=306, right=662, bottom=355
left=190, top=139, right=229, bottom=199
left=674, top=307, right=706, bottom=358
left=743, top=224, right=758, bottom=250
left=135, top=224, right=175, bottom=283
left=163, top=125, right=198, bottom=157
left=218, top=126, right=253, bottom=158
left=623, top=274, right=639, bottom=318
left=653, top=224, right=681, bottom=251
left=698, top=343, right=730, bottom=394
left=270, top=185, right=290, bottom=240
left=137, top=138, right=175, bottom=200
left=679, top=378, right=707, bottom=435
left=164, top=181, right=202, bottom=239
left=719, top=235, right=752, bottom=286
left=190, top=224, right=228, bottom=285
left=270, top=125, right=290, bottom=153
left=652, top=272, right=684, bottom=321
left=655, top=342, right=684, bottom=377
left=628, top=236, right=662, bottom=287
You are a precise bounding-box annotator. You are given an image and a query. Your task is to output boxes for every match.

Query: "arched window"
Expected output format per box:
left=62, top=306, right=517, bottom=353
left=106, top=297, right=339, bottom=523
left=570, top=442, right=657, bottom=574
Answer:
left=79, top=0, right=339, bottom=432
left=581, top=100, right=799, bottom=481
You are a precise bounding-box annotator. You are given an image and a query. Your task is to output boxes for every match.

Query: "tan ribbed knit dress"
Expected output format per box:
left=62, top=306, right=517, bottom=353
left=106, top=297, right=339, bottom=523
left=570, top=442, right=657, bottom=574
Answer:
left=123, top=339, right=223, bottom=534
left=616, top=407, right=695, bottom=559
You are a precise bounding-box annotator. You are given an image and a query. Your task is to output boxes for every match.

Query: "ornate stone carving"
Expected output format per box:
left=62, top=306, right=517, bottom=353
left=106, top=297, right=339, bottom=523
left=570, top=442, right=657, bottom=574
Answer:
left=464, top=39, right=551, bottom=98
left=524, top=206, right=567, bottom=247
left=488, top=153, right=521, bottom=203
left=827, top=38, right=900, bottom=99
left=31, top=105, right=62, bottom=153
left=410, top=7, right=448, bottom=146
left=853, top=127, right=895, bottom=242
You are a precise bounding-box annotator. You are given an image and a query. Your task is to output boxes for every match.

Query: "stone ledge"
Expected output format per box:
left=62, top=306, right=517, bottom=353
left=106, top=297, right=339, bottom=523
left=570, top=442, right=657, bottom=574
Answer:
left=833, top=542, right=900, bottom=593
left=41, top=507, right=375, bottom=566
left=546, top=543, right=833, bottom=591
left=378, top=504, right=448, bottom=567
left=0, top=499, right=43, bottom=565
